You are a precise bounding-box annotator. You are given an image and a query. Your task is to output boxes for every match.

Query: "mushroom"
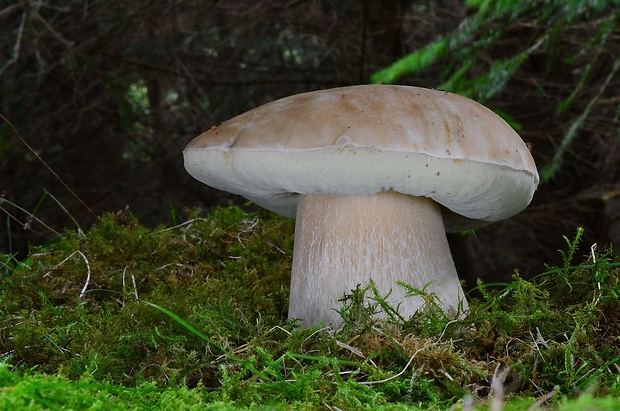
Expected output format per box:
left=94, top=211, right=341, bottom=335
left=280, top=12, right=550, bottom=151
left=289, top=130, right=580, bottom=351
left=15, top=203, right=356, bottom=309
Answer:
left=183, top=85, right=539, bottom=326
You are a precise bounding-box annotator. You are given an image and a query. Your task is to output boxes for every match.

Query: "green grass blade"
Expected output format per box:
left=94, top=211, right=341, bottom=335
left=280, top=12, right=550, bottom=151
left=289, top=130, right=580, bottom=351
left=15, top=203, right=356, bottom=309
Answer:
left=141, top=300, right=273, bottom=382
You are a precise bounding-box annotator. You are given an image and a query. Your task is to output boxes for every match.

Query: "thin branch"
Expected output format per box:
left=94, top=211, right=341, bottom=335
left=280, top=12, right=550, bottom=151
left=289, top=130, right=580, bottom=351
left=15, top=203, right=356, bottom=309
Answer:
left=0, top=11, right=26, bottom=76
left=78, top=251, right=92, bottom=298
left=360, top=319, right=457, bottom=386
left=0, top=198, right=61, bottom=236
left=33, top=7, right=75, bottom=48
left=0, top=114, right=96, bottom=218
left=131, top=274, right=139, bottom=300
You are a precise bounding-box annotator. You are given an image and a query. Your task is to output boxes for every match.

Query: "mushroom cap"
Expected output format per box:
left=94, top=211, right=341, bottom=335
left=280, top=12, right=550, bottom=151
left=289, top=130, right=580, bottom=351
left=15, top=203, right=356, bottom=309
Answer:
left=183, top=85, right=539, bottom=231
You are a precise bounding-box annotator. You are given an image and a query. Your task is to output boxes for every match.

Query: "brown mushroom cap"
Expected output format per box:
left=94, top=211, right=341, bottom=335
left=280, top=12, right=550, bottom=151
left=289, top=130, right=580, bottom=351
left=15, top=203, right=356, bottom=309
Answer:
left=183, top=85, right=539, bottom=231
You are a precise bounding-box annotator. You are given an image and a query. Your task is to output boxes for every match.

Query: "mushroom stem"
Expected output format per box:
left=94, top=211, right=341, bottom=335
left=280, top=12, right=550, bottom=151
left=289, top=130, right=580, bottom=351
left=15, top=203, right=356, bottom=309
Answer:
left=289, top=191, right=468, bottom=326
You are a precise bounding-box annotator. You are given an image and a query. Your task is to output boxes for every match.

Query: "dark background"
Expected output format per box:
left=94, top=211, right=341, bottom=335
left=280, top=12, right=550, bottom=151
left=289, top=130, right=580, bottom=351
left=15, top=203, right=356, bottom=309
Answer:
left=1, top=0, right=619, bottom=289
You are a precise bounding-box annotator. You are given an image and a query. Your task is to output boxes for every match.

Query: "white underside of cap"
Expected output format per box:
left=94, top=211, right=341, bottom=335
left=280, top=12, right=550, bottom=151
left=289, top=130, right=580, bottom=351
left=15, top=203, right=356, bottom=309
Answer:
left=184, top=146, right=538, bottom=231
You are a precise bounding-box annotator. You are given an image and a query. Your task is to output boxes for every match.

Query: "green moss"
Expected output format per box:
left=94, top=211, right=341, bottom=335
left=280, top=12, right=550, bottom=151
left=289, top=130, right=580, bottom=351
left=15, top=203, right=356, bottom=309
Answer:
left=0, top=207, right=294, bottom=386
left=1, top=209, right=620, bottom=409
left=0, top=360, right=213, bottom=410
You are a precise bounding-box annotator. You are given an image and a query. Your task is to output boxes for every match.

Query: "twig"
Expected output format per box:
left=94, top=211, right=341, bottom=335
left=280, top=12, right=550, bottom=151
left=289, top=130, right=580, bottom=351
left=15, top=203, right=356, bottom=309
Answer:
left=267, top=325, right=292, bottom=336
left=131, top=274, right=139, bottom=300
left=335, top=339, right=365, bottom=359
left=0, top=11, right=26, bottom=76
left=489, top=364, right=508, bottom=411
left=591, top=243, right=601, bottom=306
left=44, top=251, right=77, bottom=278
left=33, top=8, right=74, bottom=47
left=360, top=318, right=458, bottom=385
left=360, top=343, right=432, bottom=385
left=527, top=389, right=557, bottom=411
left=0, top=198, right=60, bottom=236
left=300, top=326, right=333, bottom=354
left=436, top=319, right=458, bottom=342
left=117, top=267, right=128, bottom=309
left=0, top=115, right=96, bottom=218
left=42, top=250, right=91, bottom=298
left=152, top=218, right=209, bottom=234
left=78, top=251, right=91, bottom=298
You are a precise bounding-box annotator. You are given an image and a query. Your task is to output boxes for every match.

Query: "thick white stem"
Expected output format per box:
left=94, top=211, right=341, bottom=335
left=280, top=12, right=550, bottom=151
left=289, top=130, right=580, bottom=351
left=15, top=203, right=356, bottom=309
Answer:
left=289, top=191, right=468, bottom=326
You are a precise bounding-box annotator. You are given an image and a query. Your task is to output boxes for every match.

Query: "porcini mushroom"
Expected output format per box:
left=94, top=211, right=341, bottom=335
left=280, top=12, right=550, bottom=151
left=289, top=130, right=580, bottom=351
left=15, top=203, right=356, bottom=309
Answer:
left=183, top=85, right=539, bottom=326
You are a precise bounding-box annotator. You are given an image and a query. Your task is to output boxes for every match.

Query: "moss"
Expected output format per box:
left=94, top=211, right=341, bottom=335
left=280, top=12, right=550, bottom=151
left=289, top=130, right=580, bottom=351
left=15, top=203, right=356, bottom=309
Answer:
left=1, top=209, right=620, bottom=409
left=0, top=207, right=294, bottom=386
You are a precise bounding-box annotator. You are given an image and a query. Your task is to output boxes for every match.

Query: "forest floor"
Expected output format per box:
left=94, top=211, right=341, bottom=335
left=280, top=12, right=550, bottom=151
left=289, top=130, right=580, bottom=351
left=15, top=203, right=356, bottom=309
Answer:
left=1, top=206, right=620, bottom=410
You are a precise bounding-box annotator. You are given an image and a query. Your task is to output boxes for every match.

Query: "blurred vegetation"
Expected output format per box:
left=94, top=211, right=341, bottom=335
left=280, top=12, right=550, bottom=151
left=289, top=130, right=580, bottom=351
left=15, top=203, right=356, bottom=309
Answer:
left=1, top=207, right=620, bottom=409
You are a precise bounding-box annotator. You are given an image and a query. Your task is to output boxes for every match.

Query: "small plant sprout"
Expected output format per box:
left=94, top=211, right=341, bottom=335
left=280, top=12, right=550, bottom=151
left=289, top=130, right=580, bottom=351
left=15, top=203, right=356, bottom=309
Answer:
left=184, top=85, right=539, bottom=326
